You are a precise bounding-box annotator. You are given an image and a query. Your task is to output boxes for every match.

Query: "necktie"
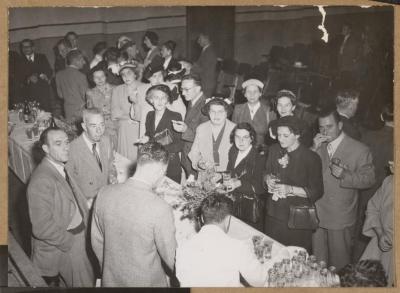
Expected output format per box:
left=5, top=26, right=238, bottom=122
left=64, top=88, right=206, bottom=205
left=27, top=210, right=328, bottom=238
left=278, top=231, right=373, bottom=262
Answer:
left=327, top=143, right=333, bottom=159
left=92, top=143, right=102, bottom=171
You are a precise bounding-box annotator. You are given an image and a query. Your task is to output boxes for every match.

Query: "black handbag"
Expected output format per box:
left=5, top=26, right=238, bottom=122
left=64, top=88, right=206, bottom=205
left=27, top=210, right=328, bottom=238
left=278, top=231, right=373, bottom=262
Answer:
left=288, top=202, right=319, bottom=230
left=234, top=193, right=260, bottom=224
left=154, top=129, right=173, bottom=146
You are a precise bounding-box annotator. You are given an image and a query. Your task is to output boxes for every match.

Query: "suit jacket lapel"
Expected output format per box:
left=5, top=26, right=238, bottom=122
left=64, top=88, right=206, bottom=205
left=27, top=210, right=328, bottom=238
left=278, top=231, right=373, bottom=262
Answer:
left=77, top=135, right=102, bottom=172
left=331, top=134, right=348, bottom=161
left=42, top=159, right=76, bottom=204
left=155, top=109, right=169, bottom=133
left=320, top=143, right=331, bottom=172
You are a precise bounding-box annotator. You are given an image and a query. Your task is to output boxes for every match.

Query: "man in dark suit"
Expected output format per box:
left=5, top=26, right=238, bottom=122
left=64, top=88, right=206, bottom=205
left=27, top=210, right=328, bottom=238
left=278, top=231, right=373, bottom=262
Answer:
left=172, top=74, right=209, bottom=178
left=336, top=90, right=361, bottom=140
left=192, top=33, right=218, bottom=98
left=312, top=109, right=375, bottom=270
left=91, top=142, right=176, bottom=287
left=27, top=128, right=94, bottom=287
left=66, top=108, right=114, bottom=209
left=18, top=39, right=53, bottom=112
left=56, top=50, right=89, bottom=123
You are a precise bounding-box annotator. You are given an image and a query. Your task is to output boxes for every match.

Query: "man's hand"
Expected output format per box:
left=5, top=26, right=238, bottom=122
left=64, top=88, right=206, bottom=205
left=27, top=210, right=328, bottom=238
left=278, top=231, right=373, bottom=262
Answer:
left=378, top=231, right=392, bottom=252
left=312, top=133, right=330, bottom=151
left=172, top=120, right=188, bottom=133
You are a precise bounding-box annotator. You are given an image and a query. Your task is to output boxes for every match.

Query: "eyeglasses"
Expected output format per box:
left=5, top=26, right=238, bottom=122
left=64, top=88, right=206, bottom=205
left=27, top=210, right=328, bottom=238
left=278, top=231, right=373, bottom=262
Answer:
left=181, top=87, right=194, bottom=92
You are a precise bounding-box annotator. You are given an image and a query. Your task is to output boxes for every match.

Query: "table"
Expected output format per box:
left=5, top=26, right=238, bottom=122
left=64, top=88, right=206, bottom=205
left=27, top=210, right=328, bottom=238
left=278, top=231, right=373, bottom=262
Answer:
left=8, top=112, right=37, bottom=184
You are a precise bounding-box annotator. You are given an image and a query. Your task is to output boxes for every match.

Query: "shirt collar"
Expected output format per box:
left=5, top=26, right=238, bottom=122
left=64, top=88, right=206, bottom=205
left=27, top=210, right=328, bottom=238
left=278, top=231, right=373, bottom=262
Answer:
left=46, top=157, right=66, bottom=178
left=191, top=92, right=203, bottom=107
left=328, top=131, right=345, bottom=155
left=200, top=224, right=226, bottom=235
left=338, top=111, right=350, bottom=119
left=235, top=146, right=252, bottom=168
left=247, top=102, right=260, bottom=111
left=26, top=54, right=34, bottom=61
left=82, top=132, right=99, bottom=153
left=202, top=44, right=210, bottom=52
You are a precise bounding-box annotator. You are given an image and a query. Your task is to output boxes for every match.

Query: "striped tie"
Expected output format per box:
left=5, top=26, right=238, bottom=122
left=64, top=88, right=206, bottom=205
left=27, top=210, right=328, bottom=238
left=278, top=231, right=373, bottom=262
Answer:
left=92, top=143, right=102, bottom=171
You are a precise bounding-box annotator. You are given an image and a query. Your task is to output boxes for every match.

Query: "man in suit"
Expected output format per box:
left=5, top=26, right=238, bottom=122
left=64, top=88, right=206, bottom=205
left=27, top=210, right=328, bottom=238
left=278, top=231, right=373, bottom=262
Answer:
left=336, top=90, right=361, bottom=140
left=172, top=74, right=209, bottom=178
left=27, top=128, right=94, bottom=287
left=64, top=31, right=90, bottom=74
left=18, top=39, right=53, bottom=112
left=312, top=109, right=375, bottom=270
left=192, top=33, right=218, bottom=98
left=66, top=108, right=114, bottom=209
left=91, top=142, right=176, bottom=287
left=56, top=50, right=89, bottom=123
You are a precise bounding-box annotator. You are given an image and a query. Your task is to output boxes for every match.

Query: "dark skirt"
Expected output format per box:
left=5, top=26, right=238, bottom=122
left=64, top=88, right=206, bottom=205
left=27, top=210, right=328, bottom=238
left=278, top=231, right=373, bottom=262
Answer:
left=264, top=215, right=312, bottom=253
left=166, top=152, right=181, bottom=183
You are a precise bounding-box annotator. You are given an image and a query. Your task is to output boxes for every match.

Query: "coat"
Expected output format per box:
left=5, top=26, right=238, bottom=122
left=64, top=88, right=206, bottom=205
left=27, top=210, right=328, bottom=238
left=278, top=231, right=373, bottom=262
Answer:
left=188, top=119, right=236, bottom=172
left=231, top=102, right=276, bottom=146
left=145, top=108, right=183, bottom=183
left=315, top=134, right=375, bottom=230
left=18, top=53, right=53, bottom=112
left=181, top=94, right=209, bottom=176
left=91, top=178, right=177, bottom=287
left=27, top=158, right=94, bottom=286
left=66, top=134, right=114, bottom=206
left=226, top=145, right=266, bottom=195
left=361, top=175, right=393, bottom=285
left=192, top=45, right=218, bottom=98
left=56, top=66, right=89, bottom=122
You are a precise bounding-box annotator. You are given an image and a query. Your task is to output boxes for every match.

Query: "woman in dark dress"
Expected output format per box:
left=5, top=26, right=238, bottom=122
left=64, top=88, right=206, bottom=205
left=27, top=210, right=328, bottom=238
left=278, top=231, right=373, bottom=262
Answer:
left=225, top=122, right=266, bottom=231
left=264, top=116, right=323, bottom=253
left=138, top=84, right=183, bottom=183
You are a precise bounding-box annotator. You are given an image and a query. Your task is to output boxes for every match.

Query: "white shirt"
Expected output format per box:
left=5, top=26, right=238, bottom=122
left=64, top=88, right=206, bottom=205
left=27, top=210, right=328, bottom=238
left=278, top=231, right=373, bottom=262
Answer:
left=234, top=146, right=252, bottom=168
left=26, top=54, right=34, bottom=62
left=247, top=102, right=261, bottom=120
left=163, top=56, right=172, bottom=70
left=202, top=44, right=210, bottom=52
left=176, top=224, right=267, bottom=287
left=82, top=132, right=100, bottom=154
left=47, top=157, right=66, bottom=178
left=327, top=131, right=345, bottom=158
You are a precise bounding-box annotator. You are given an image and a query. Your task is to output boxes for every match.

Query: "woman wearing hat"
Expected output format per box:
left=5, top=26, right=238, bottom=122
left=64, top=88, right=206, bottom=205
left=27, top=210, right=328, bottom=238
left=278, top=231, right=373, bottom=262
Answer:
left=232, top=78, right=276, bottom=152
left=266, top=89, right=313, bottom=147
left=86, top=66, right=117, bottom=148
left=137, top=84, right=183, bottom=183
left=111, top=62, right=147, bottom=161
left=264, top=116, right=323, bottom=253
left=188, top=98, right=236, bottom=173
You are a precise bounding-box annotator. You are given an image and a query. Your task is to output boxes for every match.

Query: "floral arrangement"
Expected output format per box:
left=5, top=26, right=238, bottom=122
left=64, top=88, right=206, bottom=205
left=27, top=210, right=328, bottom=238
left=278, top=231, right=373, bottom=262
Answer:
left=180, top=185, right=212, bottom=220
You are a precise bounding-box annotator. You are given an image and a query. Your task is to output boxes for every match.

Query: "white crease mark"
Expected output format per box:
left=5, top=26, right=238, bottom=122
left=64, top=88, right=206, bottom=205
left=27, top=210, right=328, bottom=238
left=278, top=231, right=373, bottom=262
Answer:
left=317, top=5, right=329, bottom=43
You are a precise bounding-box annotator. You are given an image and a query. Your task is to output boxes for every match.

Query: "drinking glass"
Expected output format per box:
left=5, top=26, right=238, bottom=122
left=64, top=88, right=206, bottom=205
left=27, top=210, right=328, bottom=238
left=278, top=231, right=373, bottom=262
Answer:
left=25, top=127, right=33, bottom=140
left=263, top=240, right=273, bottom=261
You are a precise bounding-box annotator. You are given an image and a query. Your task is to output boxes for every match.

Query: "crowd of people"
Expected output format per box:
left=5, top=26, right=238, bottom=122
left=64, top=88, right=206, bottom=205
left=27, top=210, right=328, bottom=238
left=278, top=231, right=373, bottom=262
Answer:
left=11, top=29, right=394, bottom=287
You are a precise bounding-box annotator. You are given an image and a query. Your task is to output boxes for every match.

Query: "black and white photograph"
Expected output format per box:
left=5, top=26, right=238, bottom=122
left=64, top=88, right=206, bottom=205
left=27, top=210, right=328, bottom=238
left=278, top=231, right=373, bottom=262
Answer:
left=7, top=4, right=395, bottom=288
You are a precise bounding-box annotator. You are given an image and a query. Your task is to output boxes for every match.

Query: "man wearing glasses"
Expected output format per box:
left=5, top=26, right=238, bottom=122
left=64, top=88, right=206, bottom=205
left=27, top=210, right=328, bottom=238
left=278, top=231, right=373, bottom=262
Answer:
left=172, top=74, right=208, bottom=179
left=176, top=193, right=268, bottom=287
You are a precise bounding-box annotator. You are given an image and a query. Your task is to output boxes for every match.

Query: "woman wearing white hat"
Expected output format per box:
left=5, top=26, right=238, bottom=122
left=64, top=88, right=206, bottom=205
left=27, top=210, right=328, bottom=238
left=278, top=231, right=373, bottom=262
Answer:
left=232, top=78, right=276, bottom=152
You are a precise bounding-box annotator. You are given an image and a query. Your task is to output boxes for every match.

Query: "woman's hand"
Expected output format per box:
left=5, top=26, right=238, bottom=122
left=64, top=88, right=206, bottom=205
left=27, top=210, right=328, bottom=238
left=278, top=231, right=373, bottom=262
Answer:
left=172, top=120, right=188, bottom=133
left=273, top=183, right=293, bottom=199
left=223, top=178, right=241, bottom=192
left=378, top=230, right=392, bottom=252
left=136, top=136, right=149, bottom=144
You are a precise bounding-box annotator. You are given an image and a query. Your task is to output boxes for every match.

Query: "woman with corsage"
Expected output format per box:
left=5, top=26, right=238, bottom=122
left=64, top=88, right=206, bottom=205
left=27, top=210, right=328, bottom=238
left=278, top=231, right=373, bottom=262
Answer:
left=264, top=116, right=323, bottom=252
left=137, top=84, right=183, bottom=183
left=225, top=122, right=266, bottom=230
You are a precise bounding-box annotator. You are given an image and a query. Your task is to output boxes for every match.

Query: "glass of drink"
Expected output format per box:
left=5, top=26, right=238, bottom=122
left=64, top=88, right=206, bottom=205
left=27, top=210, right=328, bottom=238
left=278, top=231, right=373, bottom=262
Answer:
left=263, top=239, right=273, bottom=261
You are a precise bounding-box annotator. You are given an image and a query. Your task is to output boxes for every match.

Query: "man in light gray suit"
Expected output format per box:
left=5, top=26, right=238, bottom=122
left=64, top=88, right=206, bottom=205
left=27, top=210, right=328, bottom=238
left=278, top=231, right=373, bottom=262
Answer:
left=312, top=109, right=375, bottom=270
left=66, top=107, right=114, bottom=209
left=27, top=128, right=94, bottom=287
left=91, top=142, right=177, bottom=287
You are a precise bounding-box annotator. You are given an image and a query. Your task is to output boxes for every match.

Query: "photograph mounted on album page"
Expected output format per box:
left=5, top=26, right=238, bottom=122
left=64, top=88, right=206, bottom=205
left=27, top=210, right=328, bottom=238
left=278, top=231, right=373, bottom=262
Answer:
left=1, top=0, right=398, bottom=291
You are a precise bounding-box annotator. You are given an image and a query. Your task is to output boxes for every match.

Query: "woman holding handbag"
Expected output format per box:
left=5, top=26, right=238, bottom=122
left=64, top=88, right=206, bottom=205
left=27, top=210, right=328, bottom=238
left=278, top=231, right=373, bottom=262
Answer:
left=264, top=116, right=323, bottom=253
left=224, top=123, right=266, bottom=231
left=137, top=84, right=183, bottom=183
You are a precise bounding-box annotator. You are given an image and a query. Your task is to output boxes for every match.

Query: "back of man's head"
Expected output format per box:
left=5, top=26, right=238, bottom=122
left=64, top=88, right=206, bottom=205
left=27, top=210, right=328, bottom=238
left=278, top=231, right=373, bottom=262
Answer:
left=66, top=49, right=83, bottom=66
left=137, top=142, right=169, bottom=167
left=335, top=90, right=359, bottom=117
left=200, top=194, right=233, bottom=226
left=339, top=259, right=387, bottom=287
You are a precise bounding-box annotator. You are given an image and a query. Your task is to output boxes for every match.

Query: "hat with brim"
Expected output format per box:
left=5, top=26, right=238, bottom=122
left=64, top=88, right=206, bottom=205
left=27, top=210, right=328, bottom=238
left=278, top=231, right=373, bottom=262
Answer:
left=118, top=62, right=136, bottom=74
left=201, top=96, right=233, bottom=116
left=120, top=40, right=136, bottom=51
left=242, top=78, right=264, bottom=90
left=143, top=62, right=164, bottom=81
